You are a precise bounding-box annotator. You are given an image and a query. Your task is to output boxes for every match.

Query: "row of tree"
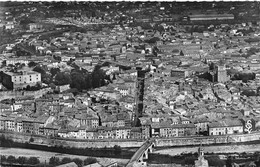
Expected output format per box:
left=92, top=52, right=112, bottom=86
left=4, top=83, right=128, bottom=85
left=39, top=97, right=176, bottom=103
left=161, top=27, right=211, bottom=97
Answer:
left=231, top=72, right=256, bottom=82
left=244, top=37, right=260, bottom=43
left=49, top=156, right=97, bottom=167
left=54, top=65, right=108, bottom=90
left=241, top=89, right=260, bottom=97
left=0, top=155, right=97, bottom=167
left=1, top=155, right=40, bottom=165
left=4, top=60, right=111, bottom=91
left=32, top=64, right=109, bottom=92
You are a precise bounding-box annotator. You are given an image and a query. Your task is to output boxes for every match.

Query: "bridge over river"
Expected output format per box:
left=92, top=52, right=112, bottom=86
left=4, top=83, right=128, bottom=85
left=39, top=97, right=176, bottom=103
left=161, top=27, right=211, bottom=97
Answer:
left=126, top=139, right=155, bottom=167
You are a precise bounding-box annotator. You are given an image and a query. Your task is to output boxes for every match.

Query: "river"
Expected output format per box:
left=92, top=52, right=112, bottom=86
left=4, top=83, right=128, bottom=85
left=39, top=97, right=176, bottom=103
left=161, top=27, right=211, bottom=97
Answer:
left=0, top=147, right=129, bottom=165
left=1, top=143, right=260, bottom=165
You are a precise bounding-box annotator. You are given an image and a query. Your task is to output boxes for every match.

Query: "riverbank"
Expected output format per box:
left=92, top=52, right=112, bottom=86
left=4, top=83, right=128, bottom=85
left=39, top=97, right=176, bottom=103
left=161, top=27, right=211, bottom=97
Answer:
left=0, top=137, right=137, bottom=160
left=0, top=147, right=129, bottom=166
left=154, top=143, right=260, bottom=156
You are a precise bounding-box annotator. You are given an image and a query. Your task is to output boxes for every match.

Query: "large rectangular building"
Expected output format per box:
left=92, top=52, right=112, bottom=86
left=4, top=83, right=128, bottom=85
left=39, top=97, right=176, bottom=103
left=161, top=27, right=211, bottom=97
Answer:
left=208, top=119, right=243, bottom=136
left=0, top=70, right=41, bottom=90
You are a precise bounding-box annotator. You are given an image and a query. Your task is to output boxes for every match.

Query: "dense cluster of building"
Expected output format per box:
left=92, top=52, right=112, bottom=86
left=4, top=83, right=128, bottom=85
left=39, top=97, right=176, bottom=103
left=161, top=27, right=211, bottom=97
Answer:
left=0, top=2, right=260, bottom=143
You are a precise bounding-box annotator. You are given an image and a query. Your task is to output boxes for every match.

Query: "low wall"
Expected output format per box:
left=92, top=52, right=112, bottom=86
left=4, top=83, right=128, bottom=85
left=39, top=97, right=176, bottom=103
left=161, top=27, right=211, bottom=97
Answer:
left=1, top=131, right=260, bottom=149
left=52, top=139, right=144, bottom=148
left=155, top=132, right=260, bottom=147
left=1, top=131, right=144, bottom=148
left=1, top=132, right=52, bottom=145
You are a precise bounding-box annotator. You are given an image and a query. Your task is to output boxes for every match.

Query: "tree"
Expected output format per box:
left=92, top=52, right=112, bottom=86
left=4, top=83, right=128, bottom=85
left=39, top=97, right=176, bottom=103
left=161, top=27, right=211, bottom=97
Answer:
left=140, top=23, right=152, bottom=30
left=27, top=157, right=40, bottom=165
left=244, top=38, right=260, bottom=43
left=226, top=156, right=233, bottom=167
left=145, top=37, right=160, bottom=44
left=61, top=157, right=72, bottom=164
left=113, top=145, right=122, bottom=155
left=20, top=18, right=34, bottom=25
left=180, top=50, right=184, bottom=56
left=84, top=73, right=92, bottom=90
left=256, top=157, right=260, bottom=167
left=0, top=134, right=13, bottom=147
left=7, top=155, right=16, bottom=163
left=28, top=61, right=38, bottom=67
left=206, top=155, right=225, bottom=167
left=92, top=66, right=106, bottom=88
left=49, top=156, right=60, bottom=166
left=50, top=68, right=60, bottom=76
left=84, top=157, right=97, bottom=165
left=242, top=90, right=257, bottom=97
left=33, top=66, right=46, bottom=75
left=232, top=72, right=256, bottom=82
left=72, top=158, right=83, bottom=167
left=8, top=64, right=15, bottom=68
left=154, top=24, right=165, bottom=33
left=42, top=73, right=52, bottom=84
left=253, top=152, right=260, bottom=161
left=1, top=155, right=7, bottom=162
left=70, top=71, right=86, bottom=91
left=17, top=156, right=27, bottom=165
left=55, top=72, right=71, bottom=86
left=29, top=137, right=34, bottom=143
left=183, top=156, right=196, bottom=165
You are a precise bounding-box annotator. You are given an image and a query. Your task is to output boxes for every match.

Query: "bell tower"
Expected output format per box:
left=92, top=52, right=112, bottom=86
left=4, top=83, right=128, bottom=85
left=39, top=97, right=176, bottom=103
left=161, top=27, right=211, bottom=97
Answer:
left=198, top=146, right=204, bottom=157
left=195, top=145, right=209, bottom=167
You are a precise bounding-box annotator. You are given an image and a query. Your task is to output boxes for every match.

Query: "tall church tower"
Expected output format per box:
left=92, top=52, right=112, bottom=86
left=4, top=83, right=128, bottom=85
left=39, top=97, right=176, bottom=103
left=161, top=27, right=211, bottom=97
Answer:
left=217, top=64, right=229, bottom=83
left=195, top=146, right=209, bottom=167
